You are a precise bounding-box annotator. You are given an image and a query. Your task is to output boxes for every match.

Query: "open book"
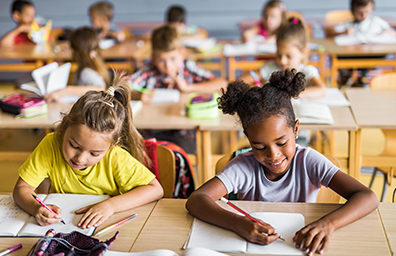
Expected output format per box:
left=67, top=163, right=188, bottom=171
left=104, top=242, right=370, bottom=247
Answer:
left=106, top=248, right=230, bottom=256
left=334, top=34, right=396, bottom=46
left=20, top=62, right=71, bottom=97
left=185, top=212, right=304, bottom=255
left=292, top=101, right=334, bottom=125
left=0, top=193, right=109, bottom=237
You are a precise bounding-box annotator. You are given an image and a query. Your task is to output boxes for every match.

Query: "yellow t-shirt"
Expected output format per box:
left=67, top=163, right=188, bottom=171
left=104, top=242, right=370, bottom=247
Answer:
left=19, top=133, right=155, bottom=195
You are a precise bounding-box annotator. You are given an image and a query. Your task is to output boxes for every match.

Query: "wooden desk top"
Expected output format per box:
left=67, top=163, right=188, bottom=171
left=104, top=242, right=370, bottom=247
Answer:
left=314, top=38, right=396, bottom=56
left=0, top=38, right=150, bottom=61
left=199, top=106, right=357, bottom=131
left=132, top=199, right=389, bottom=256
left=345, top=88, right=396, bottom=129
left=0, top=201, right=156, bottom=256
left=378, top=203, right=396, bottom=256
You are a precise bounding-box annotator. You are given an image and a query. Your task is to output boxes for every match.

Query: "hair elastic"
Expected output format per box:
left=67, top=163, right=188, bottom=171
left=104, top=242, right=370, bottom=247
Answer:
left=106, top=87, right=115, bottom=97
left=291, top=18, right=299, bottom=24
left=98, top=99, right=114, bottom=108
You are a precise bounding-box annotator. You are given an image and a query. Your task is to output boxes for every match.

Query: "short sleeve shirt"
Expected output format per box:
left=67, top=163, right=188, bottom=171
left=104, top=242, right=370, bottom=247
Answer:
left=128, top=59, right=214, bottom=90
left=77, top=68, right=106, bottom=87
left=216, top=145, right=339, bottom=202
left=19, top=133, right=155, bottom=195
left=259, top=61, right=319, bottom=88
left=334, top=16, right=390, bottom=35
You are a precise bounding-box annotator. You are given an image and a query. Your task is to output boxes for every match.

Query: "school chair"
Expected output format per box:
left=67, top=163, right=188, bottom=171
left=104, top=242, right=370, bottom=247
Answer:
left=156, top=144, right=176, bottom=198
left=323, top=10, right=354, bottom=38
left=215, top=153, right=340, bottom=203
left=365, top=72, right=396, bottom=201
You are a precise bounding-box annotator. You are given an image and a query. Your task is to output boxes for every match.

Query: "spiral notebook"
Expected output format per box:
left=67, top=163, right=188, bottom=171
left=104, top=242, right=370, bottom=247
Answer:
left=0, top=193, right=109, bottom=237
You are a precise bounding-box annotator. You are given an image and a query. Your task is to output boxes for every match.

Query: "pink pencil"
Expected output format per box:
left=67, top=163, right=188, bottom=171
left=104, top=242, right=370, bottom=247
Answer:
left=32, top=194, right=65, bottom=224
left=220, top=197, right=285, bottom=241
left=95, top=214, right=137, bottom=236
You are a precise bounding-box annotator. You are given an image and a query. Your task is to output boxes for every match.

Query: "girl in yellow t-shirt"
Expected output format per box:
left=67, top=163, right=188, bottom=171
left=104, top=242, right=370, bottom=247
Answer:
left=13, top=71, right=164, bottom=229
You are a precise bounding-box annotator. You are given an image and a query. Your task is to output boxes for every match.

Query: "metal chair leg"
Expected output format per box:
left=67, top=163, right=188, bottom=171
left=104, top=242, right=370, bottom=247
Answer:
left=380, top=173, right=388, bottom=202
left=368, top=168, right=378, bottom=188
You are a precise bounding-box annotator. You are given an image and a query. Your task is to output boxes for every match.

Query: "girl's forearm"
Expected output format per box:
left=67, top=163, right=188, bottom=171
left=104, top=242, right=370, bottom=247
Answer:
left=315, top=190, right=378, bottom=230
left=104, top=180, right=163, bottom=213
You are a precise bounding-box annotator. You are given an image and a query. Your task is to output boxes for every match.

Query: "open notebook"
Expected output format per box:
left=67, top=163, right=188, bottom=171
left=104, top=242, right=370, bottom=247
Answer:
left=0, top=193, right=109, bottom=237
left=106, top=248, right=229, bottom=256
left=292, top=101, right=334, bottom=125
left=334, top=34, right=396, bottom=46
left=185, top=212, right=304, bottom=255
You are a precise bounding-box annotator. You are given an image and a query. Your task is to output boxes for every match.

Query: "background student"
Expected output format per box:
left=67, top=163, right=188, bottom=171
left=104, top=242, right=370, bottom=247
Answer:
left=13, top=74, right=163, bottom=229
left=89, top=1, right=126, bottom=42
left=45, top=27, right=109, bottom=102
left=329, top=0, right=395, bottom=87
left=0, top=0, right=35, bottom=47
left=243, top=17, right=326, bottom=98
left=186, top=69, right=378, bottom=256
left=129, top=24, right=226, bottom=103
left=242, top=0, right=286, bottom=43
left=165, top=4, right=207, bottom=41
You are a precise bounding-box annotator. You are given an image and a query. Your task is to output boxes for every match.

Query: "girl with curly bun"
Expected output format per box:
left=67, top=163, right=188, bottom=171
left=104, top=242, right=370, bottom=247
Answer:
left=186, top=69, right=378, bottom=255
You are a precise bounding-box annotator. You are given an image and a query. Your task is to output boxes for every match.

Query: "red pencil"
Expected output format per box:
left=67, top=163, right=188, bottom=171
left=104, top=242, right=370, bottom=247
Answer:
left=220, top=197, right=285, bottom=241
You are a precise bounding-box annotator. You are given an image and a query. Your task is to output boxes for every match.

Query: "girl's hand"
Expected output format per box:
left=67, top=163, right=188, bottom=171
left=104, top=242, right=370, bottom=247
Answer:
left=233, top=215, right=280, bottom=245
left=293, top=220, right=335, bottom=255
left=141, top=90, right=154, bottom=104
left=44, top=89, right=66, bottom=102
left=75, top=201, right=114, bottom=229
left=34, top=204, right=63, bottom=226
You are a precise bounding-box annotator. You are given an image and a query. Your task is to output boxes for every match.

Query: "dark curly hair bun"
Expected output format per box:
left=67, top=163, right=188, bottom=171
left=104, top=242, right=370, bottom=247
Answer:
left=218, top=80, right=250, bottom=115
left=268, top=68, right=305, bottom=98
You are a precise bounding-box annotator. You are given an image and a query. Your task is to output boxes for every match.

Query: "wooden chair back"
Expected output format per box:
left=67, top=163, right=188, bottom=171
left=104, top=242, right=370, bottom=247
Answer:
left=156, top=145, right=176, bottom=198
left=215, top=152, right=341, bottom=203
left=325, top=10, right=354, bottom=24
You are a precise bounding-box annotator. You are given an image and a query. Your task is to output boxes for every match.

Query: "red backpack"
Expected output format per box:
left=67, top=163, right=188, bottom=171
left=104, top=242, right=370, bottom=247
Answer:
left=144, top=138, right=196, bottom=198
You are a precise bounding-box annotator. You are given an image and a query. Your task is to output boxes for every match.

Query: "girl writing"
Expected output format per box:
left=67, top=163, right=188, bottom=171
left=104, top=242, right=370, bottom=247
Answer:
left=186, top=69, right=378, bottom=255
left=14, top=72, right=163, bottom=229
left=242, top=0, right=286, bottom=43
left=45, top=27, right=110, bottom=102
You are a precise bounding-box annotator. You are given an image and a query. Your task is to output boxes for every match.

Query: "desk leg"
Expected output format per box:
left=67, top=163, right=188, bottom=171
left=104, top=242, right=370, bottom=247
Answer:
left=228, top=57, right=236, bottom=81
left=349, top=129, right=362, bottom=179
left=195, top=128, right=202, bottom=187
left=200, top=130, right=213, bottom=186
left=331, top=54, right=338, bottom=88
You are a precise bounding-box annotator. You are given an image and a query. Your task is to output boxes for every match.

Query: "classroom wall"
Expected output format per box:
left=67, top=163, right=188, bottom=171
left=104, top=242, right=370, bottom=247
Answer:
left=1, top=0, right=396, bottom=40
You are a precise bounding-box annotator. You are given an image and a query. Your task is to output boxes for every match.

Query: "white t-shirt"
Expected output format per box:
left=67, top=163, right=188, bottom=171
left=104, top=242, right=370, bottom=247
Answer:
left=77, top=68, right=106, bottom=87
left=216, top=145, right=339, bottom=202
left=259, top=61, right=319, bottom=88
left=334, top=15, right=390, bottom=36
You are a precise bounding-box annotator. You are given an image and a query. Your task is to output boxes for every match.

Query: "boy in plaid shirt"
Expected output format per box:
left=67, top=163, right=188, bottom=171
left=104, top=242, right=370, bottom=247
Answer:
left=129, top=24, right=226, bottom=103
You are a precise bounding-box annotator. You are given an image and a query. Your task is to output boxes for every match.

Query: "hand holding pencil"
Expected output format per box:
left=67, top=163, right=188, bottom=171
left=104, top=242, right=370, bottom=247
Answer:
left=32, top=194, right=65, bottom=226
left=220, top=197, right=285, bottom=243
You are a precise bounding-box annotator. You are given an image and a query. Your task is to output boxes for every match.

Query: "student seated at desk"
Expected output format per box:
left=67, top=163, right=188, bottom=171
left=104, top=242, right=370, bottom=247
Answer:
left=165, top=4, right=208, bottom=41
left=243, top=17, right=326, bottom=99
left=328, top=0, right=395, bottom=87
left=328, top=0, right=395, bottom=38
left=129, top=24, right=226, bottom=103
left=0, top=0, right=35, bottom=47
left=242, top=0, right=286, bottom=43
left=186, top=69, right=379, bottom=256
left=45, top=27, right=109, bottom=102
left=89, top=1, right=126, bottom=43
left=13, top=76, right=163, bottom=228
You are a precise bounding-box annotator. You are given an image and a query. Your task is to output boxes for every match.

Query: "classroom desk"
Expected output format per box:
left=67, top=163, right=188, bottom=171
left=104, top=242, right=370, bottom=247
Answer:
left=132, top=199, right=390, bottom=256
left=378, top=203, right=396, bottom=256
left=0, top=201, right=156, bottom=256
left=198, top=106, right=358, bottom=183
left=316, top=39, right=396, bottom=88
left=345, top=88, right=396, bottom=180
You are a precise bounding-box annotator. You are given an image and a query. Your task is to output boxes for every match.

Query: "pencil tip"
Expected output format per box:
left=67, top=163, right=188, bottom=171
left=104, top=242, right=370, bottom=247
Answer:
left=61, top=220, right=66, bottom=225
